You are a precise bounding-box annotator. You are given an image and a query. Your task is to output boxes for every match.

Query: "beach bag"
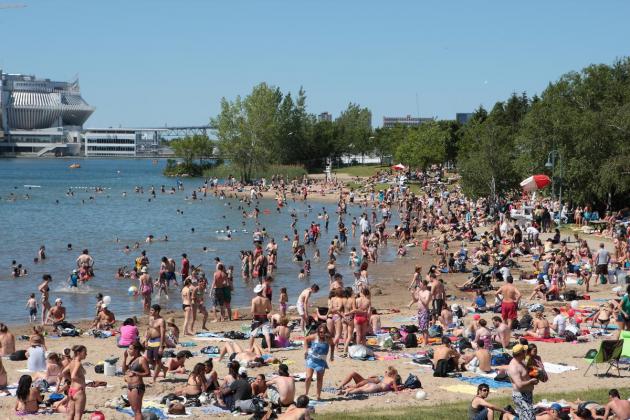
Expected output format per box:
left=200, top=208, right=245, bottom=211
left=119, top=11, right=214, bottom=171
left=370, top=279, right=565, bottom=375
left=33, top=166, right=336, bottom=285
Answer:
left=528, top=303, right=544, bottom=313
left=519, top=314, right=533, bottom=330
left=404, top=333, right=418, bottom=348
left=261, top=333, right=276, bottom=349
left=348, top=344, right=374, bottom=360
left=564, top=289, right=577, bottom=301
left=94, top=363, right=104, bottom=374
left=10, top=350, right=27, bottom=361
left=402, top=324, right=419, bottom=334
left=491, top=352, right=512, bottom=366
left=562, top=330, right=577, bottom=342
left=428, top=325, right=443, bottom=338
left=403, top=373, right=422, bottom=389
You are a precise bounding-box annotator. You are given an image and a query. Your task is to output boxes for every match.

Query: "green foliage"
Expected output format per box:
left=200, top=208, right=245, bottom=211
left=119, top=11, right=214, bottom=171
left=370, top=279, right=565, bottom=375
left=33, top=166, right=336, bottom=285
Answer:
left=165, top=135, right=216, bottom=176
left=335, top=103, right=373, bottom=157
left=163, top=159, right=213, bottom=177
left=394, top=122, right=448, bottom=170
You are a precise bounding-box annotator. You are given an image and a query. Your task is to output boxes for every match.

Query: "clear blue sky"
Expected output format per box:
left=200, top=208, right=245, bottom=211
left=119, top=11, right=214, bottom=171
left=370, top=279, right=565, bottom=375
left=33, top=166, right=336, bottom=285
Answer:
left=2, top=0, right=629, bottom=128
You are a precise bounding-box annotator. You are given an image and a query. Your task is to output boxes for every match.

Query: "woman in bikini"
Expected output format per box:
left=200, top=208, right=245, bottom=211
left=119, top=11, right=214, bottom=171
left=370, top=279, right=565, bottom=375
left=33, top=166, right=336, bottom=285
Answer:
left=38, top=274, right=51, bottom=326
left=176, top=363, right=207, bottom=398
left=122, top=341, right=150, bottom=420
left=339, top=366, right=400, bottom=396
left=63, top=344, right=87, bottom=420
left=353, top=287, right=372, bottom=346
left=341, top=287, right=356, bottom=357
left=181, top=279, right=194, bottom=336
left=15, top=374, right=43, bottom=416
left=327, top=288, right=345, bottom=348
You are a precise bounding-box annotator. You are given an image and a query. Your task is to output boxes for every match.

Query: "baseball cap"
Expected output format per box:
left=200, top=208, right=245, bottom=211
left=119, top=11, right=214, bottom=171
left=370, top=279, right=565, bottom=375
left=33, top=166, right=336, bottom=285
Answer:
left=512, top=344, right=528, bottom=355
left=253, top=284, right=264, bottom=294
left=473, top=314, right=481, bottom=320
left=55, top=298, right=62, bottom=304
left=72, top=269, right=78, bottom=273
left=238, top=367, right=248, bottom=376
left=550, top=403, right=562, bottom=412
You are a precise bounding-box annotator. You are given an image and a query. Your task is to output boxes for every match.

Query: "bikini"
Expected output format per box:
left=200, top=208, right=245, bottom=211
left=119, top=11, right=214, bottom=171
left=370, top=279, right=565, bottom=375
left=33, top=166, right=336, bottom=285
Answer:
left=126, top=357, right=146, bottom=393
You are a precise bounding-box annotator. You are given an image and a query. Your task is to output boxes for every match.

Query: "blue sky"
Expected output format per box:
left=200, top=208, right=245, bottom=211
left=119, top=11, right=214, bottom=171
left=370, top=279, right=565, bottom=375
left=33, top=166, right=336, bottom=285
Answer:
left=1, top=0, right=629, bottom=128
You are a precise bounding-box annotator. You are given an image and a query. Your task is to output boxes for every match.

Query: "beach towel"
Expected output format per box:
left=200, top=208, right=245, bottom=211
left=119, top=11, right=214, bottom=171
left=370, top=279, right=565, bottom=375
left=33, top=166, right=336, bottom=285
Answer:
left=458, top=375, right=512, bottom=388
left=440, top=384, right=494, bottom=395
left=522, top=336, right=565, bottom=343
left=198, top=406, right=231, bottom=415
left=542, top=363, right=578, bottom=374
left=116, top=406, right=168, bottom=419
left=192, top=336, right=234, bottom=342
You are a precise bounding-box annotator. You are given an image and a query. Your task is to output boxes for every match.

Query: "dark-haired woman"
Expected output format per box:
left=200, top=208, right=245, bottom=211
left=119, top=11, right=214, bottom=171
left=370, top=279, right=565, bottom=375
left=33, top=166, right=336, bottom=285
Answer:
left=15, top=374, right=43, bottom=415
left=123, top=341, right=150, bottom=420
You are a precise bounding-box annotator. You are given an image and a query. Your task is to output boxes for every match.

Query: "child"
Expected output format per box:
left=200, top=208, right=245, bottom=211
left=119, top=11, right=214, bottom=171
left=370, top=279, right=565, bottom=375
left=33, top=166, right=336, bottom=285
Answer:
left=397, top=245, right=407, bottom=257
left=26, top=294, right=38, bottom=323
left=298, top=269, right=306, bottom=280
left=304, top=260, right=311, bottom=275
left=279, top=288, right=288, bottom=317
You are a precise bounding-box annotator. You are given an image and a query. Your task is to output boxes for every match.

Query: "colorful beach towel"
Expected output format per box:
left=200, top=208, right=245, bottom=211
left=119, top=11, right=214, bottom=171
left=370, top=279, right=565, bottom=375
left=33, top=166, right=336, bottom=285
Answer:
left=458, top=376, right=512, bottom=389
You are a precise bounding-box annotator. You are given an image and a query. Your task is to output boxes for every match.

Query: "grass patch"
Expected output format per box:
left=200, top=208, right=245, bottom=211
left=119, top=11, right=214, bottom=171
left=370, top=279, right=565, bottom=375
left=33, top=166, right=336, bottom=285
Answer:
left=316, top=387, right=630, bottom=420
left=203, top=163, right=307, bottom=181
left=336, top=164, right=386, bottom=177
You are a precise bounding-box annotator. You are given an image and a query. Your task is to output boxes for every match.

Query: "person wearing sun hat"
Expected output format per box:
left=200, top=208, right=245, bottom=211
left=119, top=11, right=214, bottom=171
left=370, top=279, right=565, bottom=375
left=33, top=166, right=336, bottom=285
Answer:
left=249, top=284, right=272, bottom=353
left=507, top=343, right=539, bottom=420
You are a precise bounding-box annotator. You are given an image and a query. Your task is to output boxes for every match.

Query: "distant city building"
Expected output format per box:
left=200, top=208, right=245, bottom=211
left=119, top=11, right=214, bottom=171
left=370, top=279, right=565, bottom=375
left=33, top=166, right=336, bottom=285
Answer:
left=318, top=112, right=332, bottom=122
left=456, top=113, right=473, bottom=125
left=0, top=69, right=94, bottom=155
left=382, top=115, right=432, bottom=128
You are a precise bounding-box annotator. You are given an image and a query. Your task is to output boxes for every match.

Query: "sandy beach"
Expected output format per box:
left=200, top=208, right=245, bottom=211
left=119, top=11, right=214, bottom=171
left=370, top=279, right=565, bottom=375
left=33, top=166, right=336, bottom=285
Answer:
left=0, top=220, right=627, bottom=419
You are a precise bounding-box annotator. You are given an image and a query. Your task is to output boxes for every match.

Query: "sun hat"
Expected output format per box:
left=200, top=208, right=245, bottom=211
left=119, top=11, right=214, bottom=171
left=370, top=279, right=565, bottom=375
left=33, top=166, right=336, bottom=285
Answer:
left=55, top=298, right=62, bottom=304
left=512, top=344, right=528, bottom=355
left=253, top=284, right=264, bottom=294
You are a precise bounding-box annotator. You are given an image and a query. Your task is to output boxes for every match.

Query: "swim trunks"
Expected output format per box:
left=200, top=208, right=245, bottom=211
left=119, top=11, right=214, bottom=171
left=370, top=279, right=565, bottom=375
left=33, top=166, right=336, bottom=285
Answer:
left=501, top=301, right=518, bottom=321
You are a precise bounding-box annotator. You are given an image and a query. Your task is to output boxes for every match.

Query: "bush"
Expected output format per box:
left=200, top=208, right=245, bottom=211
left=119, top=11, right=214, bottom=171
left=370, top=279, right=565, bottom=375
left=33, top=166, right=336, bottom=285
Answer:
left=163, top=159, right=213, bottom=177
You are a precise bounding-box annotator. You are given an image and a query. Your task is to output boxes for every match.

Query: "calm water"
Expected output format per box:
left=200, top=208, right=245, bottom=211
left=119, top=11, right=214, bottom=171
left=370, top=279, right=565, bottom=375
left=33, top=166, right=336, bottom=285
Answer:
left=0, top=158, right=397, bottom=325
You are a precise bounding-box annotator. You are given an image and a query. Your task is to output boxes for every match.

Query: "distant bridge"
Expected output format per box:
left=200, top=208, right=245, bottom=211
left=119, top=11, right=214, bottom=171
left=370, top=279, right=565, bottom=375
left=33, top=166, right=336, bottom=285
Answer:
left=143, top=125, right=216, bottom=141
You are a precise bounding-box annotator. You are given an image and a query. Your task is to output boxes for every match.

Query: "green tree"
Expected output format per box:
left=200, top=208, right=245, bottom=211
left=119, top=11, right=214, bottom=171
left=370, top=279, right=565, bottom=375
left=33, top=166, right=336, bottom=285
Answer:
left=335, top=103, right=373, bottom=159
left=394, top=122, right=447, bottom=169
left=170, top=135, right=212, bottom=167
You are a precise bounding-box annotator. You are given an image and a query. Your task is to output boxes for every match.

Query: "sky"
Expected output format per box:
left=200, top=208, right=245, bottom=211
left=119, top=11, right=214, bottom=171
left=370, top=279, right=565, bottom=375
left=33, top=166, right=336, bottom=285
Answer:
left=1, top=0, right=630, bottom=128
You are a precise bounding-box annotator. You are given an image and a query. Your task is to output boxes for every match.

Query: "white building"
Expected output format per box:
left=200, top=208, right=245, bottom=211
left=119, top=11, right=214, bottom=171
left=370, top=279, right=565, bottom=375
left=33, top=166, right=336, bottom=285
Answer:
left=83, top=128, right=136, bottom=157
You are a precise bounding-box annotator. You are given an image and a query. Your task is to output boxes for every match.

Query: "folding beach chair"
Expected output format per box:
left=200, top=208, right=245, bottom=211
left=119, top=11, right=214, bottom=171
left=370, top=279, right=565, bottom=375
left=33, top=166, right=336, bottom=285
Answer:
left=583, top=340, right=623, bottom=377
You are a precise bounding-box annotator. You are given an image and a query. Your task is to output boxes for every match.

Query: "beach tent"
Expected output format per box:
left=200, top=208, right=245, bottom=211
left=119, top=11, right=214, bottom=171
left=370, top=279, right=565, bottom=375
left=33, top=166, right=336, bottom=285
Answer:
left=391, top=163, right=406, bottom=171
left=520, top=174, right=551, bottom=192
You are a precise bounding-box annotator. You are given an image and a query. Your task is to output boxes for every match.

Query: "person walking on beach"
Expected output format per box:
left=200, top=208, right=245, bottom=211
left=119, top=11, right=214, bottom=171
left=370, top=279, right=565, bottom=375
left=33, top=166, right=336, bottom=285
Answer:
left=181, top=279, right=194, bottom=336
left=180, top=253, right=190, bottom=283
left=144, top=304, right=166, bottom=383
left=26, top=293, right=38, bottom=323
left=250, top=284, right=273, bottom=354
left=38, top=274, right=52, bottom=326
left=63, top=344, right=88, bottom=420
left=304, top=324, right=334, bottom=401
left=507, top=344, right=538, bottom=420
left=412, top=280, right=432, bottom=346
left=122, top=341, right=150, bottom=420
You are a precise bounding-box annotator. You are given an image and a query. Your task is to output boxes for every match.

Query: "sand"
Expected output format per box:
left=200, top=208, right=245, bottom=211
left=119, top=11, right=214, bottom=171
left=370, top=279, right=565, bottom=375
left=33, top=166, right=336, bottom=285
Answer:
left=0, top=200, right=627, bottom=419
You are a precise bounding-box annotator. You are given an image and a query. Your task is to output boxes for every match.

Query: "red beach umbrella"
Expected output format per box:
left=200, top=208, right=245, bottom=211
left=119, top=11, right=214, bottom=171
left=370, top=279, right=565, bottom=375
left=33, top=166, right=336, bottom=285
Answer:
left=391, top=163, right=406, bottom=171
left=520, top=174, right=551, bottom=192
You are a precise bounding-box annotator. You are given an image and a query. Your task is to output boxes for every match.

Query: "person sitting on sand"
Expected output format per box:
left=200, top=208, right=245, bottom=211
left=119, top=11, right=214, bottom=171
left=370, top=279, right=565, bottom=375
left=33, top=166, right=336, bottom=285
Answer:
left=528, top=311, right=550, bottom=339
left=118, top=318, right=139, bottom=348
left=491, top=316, right=511, bottom=349
left=433, top=337, right=460, bottom=375
left=34, top=352, right=63, bottom=387
left=165, top=317, right=180, bottom=348
left=0, top=357, right=7, bottom=392
left=468, top=383, right=507, bottom=420
left=265, top=364, right=296, bottom=408
left=92, top=304, right=116, bottom=330
left=175, top=363, right=207, bottom=398
left=0, top=323, right=16, bottom=357
left=161, top=351, right=190, bottom=376
left=29, top=325, right=46, bottom=351
left=590, top=303, right=613, bottom=331
left=461, top=340, right=493, bottom=374
left=273, top=317, right=292, bottom=348
left=338, top=366, right=400, bottom=396
left=14, top=375, right=43, bottom=416
left=26, top=335, right=46, bottom=372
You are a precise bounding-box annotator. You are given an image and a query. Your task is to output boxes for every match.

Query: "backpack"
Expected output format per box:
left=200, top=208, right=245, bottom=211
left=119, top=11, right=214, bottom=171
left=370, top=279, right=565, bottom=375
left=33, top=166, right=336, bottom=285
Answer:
left=403, top=373, right=422, bottom=389
left=9, top=350, right=27, bottom=361
left=491, top=352, right=512, bottom=366
left=401, top=324, right=419, bottom=334
left=404, top=333, right=418, bottom=348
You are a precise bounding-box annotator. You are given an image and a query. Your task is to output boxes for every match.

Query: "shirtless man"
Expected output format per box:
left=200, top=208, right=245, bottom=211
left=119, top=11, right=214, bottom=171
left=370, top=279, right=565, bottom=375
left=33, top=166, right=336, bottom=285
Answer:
left=212, top=264, right=229, bottom=322
left=412, top=280, right=432, bottom=346
left=507, top=344, right=539, bottom=420
left=144, top=304, right=166, bottom=383
left=491, top=316, right=511, bottom=348
left=528, top=311, right=550, bottom=338
left=430, top=275, right=446, bottom=322
left=0, top=324, right=16, bottom=357
left=599, top=388, right=630, bottom=420
left=92, top=305, right=116, bottom=330
left=297, top=284, right=320, bottom=333
left=278, top=395, right=310, bottom=420
left=462, top=340, right=492, bottom=373
left=432, top=337, right=460, bottom=374
left=76, top=249, right=94, bottom=274
left=47, top=298, right=67, bottom=328
left=330, top=273, right=344, bottom=292
left=218, top=342, right=266, bottom=366
left=250, top=284, right=273, bottom=353
left=265, top=364, right=296, bottom=408
left=495, top=276, right=521, bottom=326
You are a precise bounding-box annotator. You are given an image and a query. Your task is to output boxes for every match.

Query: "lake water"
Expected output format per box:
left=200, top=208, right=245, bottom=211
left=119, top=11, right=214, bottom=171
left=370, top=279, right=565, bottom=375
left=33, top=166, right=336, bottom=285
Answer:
left=0, top=158, right=398, bottom=325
